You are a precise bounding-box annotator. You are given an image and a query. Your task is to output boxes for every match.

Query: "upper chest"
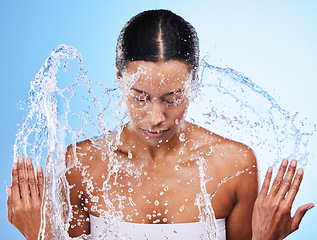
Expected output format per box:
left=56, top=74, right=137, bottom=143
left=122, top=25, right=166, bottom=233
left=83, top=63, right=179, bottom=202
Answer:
left=79, top=149, right=237, bottom=223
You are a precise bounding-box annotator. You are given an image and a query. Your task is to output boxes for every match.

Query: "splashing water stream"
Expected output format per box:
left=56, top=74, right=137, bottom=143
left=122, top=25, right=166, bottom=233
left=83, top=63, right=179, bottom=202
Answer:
left=14, top=45, right=316, bottom=239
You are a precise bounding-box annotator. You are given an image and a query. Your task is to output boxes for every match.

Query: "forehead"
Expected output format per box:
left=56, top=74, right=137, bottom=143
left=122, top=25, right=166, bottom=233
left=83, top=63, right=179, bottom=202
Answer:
left=125, top=60, right=191, bottom=92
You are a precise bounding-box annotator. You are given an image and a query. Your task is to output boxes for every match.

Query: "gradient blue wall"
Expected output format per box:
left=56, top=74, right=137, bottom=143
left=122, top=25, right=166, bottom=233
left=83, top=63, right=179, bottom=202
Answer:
left=1, top=0, right=316, bottom=239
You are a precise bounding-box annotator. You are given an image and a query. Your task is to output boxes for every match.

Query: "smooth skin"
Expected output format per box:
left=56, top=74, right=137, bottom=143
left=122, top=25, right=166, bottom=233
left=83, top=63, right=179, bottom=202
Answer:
left=7, top=60, right=314, bottom=240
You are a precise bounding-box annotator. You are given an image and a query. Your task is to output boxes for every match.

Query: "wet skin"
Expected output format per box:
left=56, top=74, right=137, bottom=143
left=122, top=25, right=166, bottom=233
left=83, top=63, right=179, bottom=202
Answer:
left=65, top=60, right=259, bottom=239
left=7, top=60, right=314, bottom=240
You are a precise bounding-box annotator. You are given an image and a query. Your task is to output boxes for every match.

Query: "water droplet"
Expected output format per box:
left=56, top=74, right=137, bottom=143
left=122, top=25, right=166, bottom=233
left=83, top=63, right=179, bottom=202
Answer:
left=128, top=188, right=133, bottom=193
left=179, top=133, right=185, bottom=142
left=129, top=197, right=136, bottom=206
left=103, top=183, right=111, bottom=191
left=175, top=165, right=181, bottom=171
left=91, top=205, right=97, bottom=212
left=91, top=196, right=99, bottom=202
left=155, top=200, right=159, bottom=206
left=164, top=186, right=169, bottom=191
left=180, top=205, right=185, bottom=211
left=128, top=151, right=132, bottom=159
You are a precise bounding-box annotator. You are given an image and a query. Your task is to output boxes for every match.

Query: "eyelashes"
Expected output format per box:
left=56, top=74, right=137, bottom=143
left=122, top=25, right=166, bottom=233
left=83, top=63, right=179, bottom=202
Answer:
left=164, top=98, right=183, bottom=106
left=131, top=95, right=183, bottom=107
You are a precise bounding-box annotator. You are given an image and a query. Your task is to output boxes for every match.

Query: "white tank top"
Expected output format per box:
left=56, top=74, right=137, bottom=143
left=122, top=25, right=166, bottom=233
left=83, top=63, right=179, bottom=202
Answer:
left=89, top=214, right=226, bottom=240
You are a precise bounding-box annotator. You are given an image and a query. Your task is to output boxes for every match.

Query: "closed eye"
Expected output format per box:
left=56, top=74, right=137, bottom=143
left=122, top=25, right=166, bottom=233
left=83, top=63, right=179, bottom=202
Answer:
left=163, top=98, right=183, bottom=105
left=130, top=88, right=148, bottom=102
left=134, top=96, right=147, bottom=102
left=163, top=89, right=185, bottom=106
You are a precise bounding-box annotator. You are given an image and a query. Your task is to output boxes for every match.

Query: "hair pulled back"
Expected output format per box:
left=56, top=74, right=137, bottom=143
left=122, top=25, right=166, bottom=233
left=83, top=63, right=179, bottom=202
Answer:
left=116, top=9, right=199, bottom=78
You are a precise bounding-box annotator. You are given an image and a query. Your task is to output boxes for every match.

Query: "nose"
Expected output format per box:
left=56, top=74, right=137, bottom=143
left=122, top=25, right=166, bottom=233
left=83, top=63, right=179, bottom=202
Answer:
left=145, top=99, right=166, bottom=126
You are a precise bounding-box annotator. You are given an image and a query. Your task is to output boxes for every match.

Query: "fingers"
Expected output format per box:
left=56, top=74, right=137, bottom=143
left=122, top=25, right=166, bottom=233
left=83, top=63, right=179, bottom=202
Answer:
left=270, top=158, right=288, bottom=196
left=258, top=166, right=273, bottom=198
left=290, top=203, right=315, bottom=233
left=284, top=167, right=304, bottom=205
left=11, top=162, right=20, bottom=202
left=37, top=165, right=44, bottom=199
left=277, top=159, right=297, bottom=198
left=7, top=186, right=12, bottom=222
left=17, top=156, right=30, bottom=202
left=259, top=159, right=302, bottom=201
left=11, top=156, right=43, bottom=202
left=26, top=157, right=38, bottom=198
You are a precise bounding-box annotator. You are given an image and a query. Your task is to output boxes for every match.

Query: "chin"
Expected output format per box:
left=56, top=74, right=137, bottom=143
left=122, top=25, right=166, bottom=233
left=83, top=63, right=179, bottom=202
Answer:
left=141, top=128, right=178, bottom=147
left=128, top=122, right=181, bottom=147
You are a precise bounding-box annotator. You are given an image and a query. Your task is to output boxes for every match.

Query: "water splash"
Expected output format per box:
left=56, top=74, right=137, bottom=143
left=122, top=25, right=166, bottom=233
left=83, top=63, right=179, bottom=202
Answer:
left=13, top=45, right=316, bottom=239
left=187, top=58, right=316, bottom=169
left=195, top=157, right=219, bottom=239
left=14, top=44, right=124, bottom=239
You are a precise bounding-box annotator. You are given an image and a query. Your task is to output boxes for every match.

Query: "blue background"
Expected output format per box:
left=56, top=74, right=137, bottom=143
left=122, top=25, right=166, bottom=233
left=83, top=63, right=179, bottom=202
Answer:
left=1, top=0, right=316, bottom=239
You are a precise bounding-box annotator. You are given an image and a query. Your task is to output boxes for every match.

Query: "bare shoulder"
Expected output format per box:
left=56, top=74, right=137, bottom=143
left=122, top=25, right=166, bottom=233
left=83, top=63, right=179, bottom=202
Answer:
left=206, top=129, right=259, bottom=201
left=185, top=122, right=257, bottom=173
left=213, top=135, right=257, bottom=170
left=65, top=135, right=112, bottom=185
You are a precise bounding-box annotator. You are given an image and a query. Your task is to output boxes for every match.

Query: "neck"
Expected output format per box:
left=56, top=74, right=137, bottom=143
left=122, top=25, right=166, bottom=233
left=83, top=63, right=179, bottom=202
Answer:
left=120, top=123, right=187, bottom=165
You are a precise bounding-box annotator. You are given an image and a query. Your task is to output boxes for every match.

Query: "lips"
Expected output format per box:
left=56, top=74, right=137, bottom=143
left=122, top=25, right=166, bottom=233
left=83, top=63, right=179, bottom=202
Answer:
left=142, top=128, right=169, bottom=138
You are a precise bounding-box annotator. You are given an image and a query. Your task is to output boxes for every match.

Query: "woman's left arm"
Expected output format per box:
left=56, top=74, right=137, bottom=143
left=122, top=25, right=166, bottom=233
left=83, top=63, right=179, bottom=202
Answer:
left=252, top=159, right=315, bottom=240
left=225, top=148, right=259, bottom=240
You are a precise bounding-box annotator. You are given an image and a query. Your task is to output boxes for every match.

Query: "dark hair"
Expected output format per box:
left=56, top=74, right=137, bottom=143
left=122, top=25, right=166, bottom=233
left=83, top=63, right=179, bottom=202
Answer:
left=116, top=9, right=199, bottom=78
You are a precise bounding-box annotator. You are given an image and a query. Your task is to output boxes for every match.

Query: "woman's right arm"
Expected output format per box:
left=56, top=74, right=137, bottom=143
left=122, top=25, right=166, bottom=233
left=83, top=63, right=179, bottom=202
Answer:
left=7, top=156, right=43, bottom=240
left=7, top=148, right=90, bottom=239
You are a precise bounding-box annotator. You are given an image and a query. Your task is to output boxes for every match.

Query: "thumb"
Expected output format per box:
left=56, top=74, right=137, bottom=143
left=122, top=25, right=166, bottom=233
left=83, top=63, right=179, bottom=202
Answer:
left=291, top=203, right=315, bottom=233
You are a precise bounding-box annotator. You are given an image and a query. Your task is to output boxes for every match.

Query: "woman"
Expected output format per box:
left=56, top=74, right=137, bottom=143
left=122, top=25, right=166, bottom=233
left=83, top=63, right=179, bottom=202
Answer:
left=7, top=9, right=314, bottom=240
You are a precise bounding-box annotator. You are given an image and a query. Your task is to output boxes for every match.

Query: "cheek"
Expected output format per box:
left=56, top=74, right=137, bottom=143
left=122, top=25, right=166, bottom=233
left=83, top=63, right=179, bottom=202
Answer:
left=126, top=102, right=146, bottom=122
left=169, top=102, right=189, bottom=120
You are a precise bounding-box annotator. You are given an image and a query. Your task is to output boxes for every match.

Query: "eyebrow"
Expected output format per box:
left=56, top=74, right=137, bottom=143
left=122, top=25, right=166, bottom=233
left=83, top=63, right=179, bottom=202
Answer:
left=131, top=88, right=184, bottom=96
left=131, top=88, right=146, bottom=94
left=166, top=88, right=184, bottom=95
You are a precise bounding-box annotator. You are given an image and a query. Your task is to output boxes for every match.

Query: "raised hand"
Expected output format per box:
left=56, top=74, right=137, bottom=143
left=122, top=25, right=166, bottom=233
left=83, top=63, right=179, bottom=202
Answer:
left=252, top=159, right=315, bottom=240
left=7, top=156, right=44, bottom=240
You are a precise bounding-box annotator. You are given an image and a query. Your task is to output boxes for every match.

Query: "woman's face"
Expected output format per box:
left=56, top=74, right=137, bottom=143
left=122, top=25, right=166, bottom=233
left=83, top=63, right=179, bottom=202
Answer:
left=122, top=60, right=192, bottom=147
